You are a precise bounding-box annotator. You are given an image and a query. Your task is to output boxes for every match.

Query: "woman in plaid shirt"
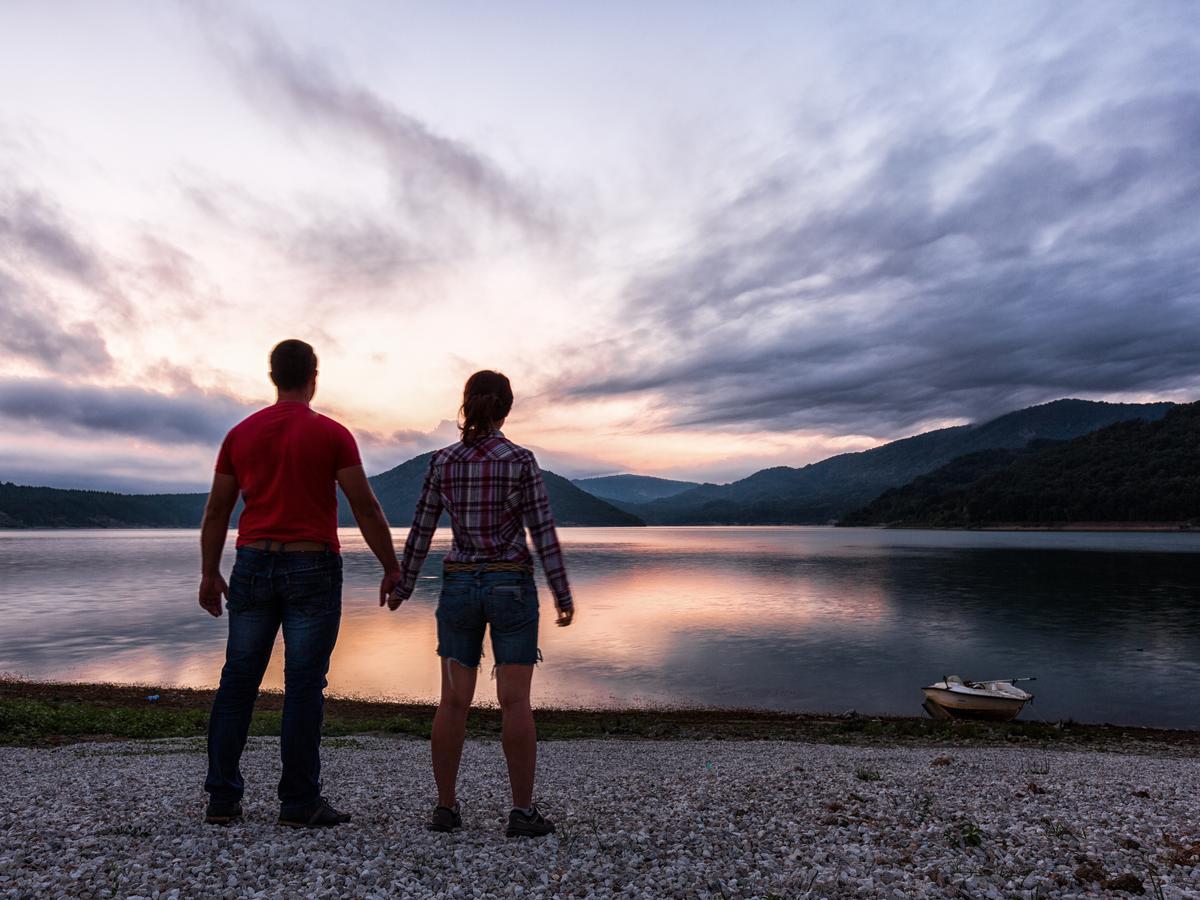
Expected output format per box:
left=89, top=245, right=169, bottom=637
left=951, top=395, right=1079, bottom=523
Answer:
left=387, top=370, right=574, bottom=838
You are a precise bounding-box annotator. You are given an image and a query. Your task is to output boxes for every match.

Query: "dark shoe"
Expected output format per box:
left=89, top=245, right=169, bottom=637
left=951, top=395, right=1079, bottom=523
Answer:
left=278, top=797, right=352, bottom=828
left=426, top=802, right=463, bottom=833
left=506, top=805, right=555, bottom=838
left=204, top=799, right=242, bottom=826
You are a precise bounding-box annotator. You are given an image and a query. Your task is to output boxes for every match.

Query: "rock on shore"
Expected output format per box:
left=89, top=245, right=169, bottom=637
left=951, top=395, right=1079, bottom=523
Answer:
left=1, top=737, right=1197, bottom=898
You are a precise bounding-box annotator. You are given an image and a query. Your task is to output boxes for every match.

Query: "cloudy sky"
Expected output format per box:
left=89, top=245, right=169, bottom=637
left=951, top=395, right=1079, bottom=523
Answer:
left=2, top=1, right=1198, bottom=491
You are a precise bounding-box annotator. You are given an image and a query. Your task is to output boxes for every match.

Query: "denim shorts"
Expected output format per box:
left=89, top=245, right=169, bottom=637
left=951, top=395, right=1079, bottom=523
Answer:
left=436, top=569, right=540, bottom=667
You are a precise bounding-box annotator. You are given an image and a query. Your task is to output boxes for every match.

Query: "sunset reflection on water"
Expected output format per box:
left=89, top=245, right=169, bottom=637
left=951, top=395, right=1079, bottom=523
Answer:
left=3, top=527, right=1199, bottom=725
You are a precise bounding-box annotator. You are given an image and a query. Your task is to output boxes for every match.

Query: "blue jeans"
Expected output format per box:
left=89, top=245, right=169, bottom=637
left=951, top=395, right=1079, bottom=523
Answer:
left=205, top=547, right=342, bottom=813
left=437, top=569, right=540, bottom=667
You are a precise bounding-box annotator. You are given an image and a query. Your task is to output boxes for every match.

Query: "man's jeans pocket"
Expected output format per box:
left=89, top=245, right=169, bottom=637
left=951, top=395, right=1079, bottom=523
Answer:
left=283, top=557, right=343, bottom=615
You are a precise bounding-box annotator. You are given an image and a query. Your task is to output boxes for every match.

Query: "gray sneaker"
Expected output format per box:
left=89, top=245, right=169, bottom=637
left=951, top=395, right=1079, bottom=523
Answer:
left=506, top=805, right=555, bottom=838
left=427, top=802, right=462, bottom=833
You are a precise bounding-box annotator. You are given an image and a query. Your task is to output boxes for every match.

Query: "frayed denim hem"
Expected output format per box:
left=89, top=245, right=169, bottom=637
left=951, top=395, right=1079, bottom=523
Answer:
left=489, top=648, right=543, bottom=679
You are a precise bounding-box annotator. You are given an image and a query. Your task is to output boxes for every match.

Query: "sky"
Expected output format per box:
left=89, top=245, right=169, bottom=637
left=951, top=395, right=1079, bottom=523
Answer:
left=1, top=1, right=1198, bottom=492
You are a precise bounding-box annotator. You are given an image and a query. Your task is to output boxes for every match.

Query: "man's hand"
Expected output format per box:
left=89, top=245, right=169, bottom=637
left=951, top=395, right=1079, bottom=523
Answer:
left=556, top=606, right=575, bottom=627
left=379, top=569, right=402, bottom=608
left=199, top=472, right=237, bottom=619
left=199, top=573, right=228, bottom=617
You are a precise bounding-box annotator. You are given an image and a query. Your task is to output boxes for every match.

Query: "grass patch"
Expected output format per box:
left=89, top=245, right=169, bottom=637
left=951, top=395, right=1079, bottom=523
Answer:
left=0, top=698, right=211, bottom=744
left=2, top=678, right=1199, bottom=751
left=945, top=820, right=984, bottom=848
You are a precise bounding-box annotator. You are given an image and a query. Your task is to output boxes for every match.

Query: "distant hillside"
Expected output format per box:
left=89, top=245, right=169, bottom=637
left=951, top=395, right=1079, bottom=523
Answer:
left=0, top=484, right=211, bottom=529
left=572, top=474, right=702, bottom=505
left=623, top=399, right=1175, bottom=525
left=841, top=402, right=1200, bottom=527
left=837, top=446, right=1048, bottom=526
left=0, top=456, right=642, bottom=529
left=360, top=453, right=644, bottom=527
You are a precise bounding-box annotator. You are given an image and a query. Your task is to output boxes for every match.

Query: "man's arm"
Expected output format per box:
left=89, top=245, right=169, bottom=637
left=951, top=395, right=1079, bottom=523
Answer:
left=520, top=456, right=574, bottom=627
left=388, top=457, right=443, bottom=610
left=198, top=472, right=239, bottom=617
left=336, top=465, right=401, bottom=605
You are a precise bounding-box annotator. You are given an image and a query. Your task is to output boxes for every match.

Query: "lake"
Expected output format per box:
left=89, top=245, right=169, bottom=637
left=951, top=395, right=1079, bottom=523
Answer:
left=1, top=527, right=1198, bottom=728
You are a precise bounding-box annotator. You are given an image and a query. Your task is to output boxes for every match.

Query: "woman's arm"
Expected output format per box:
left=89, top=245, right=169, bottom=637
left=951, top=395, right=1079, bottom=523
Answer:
left=388, top=457, right=443, bottom=610
left=520, top=455, right=574, bottom=625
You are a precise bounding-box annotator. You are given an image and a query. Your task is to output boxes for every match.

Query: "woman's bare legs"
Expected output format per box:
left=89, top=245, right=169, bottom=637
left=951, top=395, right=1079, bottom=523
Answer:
left=431, top=659, right=478, bottom=808
left=495, top=663, right=536, bottom=808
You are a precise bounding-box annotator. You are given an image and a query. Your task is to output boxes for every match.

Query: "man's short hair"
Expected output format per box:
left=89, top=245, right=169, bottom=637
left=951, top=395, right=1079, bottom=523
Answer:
left=269, top=340, right=318, bottom=391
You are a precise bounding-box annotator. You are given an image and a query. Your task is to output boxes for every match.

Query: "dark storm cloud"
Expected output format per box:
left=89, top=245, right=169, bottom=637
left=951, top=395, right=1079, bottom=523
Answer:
left=0, top=377, right=252, bottom=446
left=565, top=39, right=1200, bottom=436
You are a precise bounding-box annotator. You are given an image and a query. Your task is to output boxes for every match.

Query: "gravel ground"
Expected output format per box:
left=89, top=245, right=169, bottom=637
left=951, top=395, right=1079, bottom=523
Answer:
left=1, top=737, right=1198, bottom=899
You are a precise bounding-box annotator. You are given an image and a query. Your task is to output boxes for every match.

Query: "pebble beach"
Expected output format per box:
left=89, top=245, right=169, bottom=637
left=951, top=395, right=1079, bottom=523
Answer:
left=1, top=736, right=1198, bottom=898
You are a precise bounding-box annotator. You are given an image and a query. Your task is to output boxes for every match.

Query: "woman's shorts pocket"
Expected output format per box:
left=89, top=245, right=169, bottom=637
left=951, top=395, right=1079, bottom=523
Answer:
left=485, top=578, right=539, bottom=633
left=436, top=582, right=482, bottom=630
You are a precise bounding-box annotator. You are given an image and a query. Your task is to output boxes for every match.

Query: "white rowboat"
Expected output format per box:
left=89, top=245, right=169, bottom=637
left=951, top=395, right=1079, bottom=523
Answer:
left=921, top=675, right=1035, bottom=722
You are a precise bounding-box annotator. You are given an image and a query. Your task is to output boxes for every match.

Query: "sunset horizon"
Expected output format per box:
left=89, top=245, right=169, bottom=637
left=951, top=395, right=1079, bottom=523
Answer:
left=4, top=1, right=1198, bottom=492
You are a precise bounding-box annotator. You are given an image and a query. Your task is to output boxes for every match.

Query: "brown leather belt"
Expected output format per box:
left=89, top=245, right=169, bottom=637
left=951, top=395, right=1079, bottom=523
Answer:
left=244, top=540, right=330, bottom=552
left=443, top=561, right=532, bottom=574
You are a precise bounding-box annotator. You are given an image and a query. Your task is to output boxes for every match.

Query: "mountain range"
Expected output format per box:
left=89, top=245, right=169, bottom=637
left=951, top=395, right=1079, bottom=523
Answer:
left=840, top=401, right=1200, bottom=527
left=586, top=399, right=1175, bottom=524
left=570, top=474, right=701, bottom=505
left=0, top=397, right=1179, bottom=529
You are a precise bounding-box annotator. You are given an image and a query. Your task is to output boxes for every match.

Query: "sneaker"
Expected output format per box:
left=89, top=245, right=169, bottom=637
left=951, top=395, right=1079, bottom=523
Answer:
left=278, top=797, right=352, bottom=828
left=506, top=805, right=555, bottom=838
left=204, top=799, right=242, bottom=826
left=427, top=802, right=463, bottom=833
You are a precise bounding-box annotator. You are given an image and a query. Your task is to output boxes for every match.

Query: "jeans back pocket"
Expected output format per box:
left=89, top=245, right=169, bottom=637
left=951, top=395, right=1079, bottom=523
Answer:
left=282, top=556, right=342, bottom=615
left=485, top=578, right=538, bottom=632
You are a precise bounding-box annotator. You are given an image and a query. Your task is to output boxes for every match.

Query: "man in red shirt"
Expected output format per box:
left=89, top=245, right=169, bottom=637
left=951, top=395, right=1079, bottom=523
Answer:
left=198, top=339, right=400, bottom=828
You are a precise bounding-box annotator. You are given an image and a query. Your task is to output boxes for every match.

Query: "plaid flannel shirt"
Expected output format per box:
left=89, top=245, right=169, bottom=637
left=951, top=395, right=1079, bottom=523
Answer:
left=395, top=431, right=574, bottom=612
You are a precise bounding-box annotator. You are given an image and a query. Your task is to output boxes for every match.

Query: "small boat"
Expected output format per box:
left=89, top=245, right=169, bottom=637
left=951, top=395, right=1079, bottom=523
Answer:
left=922, top=675, right=1035, bottom=722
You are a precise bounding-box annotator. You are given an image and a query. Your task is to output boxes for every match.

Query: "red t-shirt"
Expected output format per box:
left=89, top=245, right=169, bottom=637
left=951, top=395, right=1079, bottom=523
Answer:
left=215, top=402, right=361, bottom=551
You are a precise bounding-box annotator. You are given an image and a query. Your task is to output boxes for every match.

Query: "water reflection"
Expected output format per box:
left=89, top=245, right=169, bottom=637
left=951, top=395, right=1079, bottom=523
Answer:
left=1, top=528, right=1198, bottom=727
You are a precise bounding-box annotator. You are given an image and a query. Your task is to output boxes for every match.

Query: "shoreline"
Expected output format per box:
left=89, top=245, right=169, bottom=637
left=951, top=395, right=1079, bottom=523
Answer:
left=872, top=522, right=1197, bottom=532
left=3, top=677, right=1198, bottom=753
left=1, top=522, right=1197, bottom=532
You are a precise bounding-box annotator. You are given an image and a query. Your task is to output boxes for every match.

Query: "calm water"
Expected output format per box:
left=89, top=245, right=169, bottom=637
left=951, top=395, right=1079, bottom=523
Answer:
left=1, top=527, right=1198, bottom=728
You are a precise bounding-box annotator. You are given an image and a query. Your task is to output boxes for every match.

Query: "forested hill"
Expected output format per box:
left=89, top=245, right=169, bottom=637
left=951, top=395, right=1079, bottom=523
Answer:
left=0, top=485, right=210, bottom=529
left=617, top=399, right=1174, bottom=524
left=571, top=474, right=702, bottom=504
left=841, top=402, right=1200, bottom=527
left=0, top=458, right=643, bottom=529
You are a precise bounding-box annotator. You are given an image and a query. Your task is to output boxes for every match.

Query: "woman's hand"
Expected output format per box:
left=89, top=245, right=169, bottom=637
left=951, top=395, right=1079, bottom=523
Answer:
left=387, top=586, right=407, bottom=611
left=556, top=607, right=574, bottom=627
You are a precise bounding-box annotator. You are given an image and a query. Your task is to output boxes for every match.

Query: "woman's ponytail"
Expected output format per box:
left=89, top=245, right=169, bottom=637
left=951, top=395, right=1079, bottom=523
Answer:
left=459, top=370, right=514, bottom=445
